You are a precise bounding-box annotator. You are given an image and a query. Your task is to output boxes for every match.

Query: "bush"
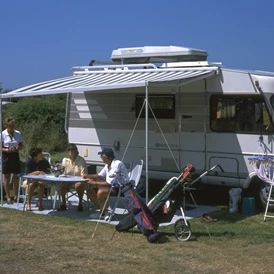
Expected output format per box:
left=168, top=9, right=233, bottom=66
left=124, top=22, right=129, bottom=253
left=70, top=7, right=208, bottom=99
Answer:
left=2, top=94, right=68, bottom=156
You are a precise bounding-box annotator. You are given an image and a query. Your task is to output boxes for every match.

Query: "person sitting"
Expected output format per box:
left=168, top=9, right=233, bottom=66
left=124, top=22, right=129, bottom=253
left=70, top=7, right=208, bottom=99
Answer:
left=60, top=143, right=88, bottom=212
left=83, top=148, right=128, bottom=219
left=25, top=147, right=51, bottom=211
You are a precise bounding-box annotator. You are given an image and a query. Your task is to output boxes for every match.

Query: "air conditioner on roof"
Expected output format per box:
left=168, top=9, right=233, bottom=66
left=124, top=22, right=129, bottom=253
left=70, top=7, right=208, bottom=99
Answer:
left=111, top=46, right=208, bottom=64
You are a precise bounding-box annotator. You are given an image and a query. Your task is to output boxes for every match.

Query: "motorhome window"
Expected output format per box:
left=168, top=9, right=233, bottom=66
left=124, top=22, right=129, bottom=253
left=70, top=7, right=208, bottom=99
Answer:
left=210, top=95, right=272, bottom=133
left=135, top=94, right=175, bottom=119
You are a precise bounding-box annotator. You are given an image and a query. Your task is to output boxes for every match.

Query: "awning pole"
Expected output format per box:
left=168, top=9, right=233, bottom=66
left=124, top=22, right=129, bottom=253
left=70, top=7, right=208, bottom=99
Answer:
left=145, top=83, right=149, bottom=204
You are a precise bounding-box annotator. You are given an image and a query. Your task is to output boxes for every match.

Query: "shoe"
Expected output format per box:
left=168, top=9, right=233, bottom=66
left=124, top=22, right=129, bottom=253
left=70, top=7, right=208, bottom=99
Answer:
left=89, top=203, right=99, bottom=212
left=77, top=204, right=83, bottom=212
left=38, top=207, right=44, bottom=211
left=58, top=204, right=67, bottom=211
left=89, top=211, right=104, bottom=219
left=104, top=211, right=113, bottom=221
left=7, top=200, right=13, bottom=205
left=89, top=205, right=98, bottom=213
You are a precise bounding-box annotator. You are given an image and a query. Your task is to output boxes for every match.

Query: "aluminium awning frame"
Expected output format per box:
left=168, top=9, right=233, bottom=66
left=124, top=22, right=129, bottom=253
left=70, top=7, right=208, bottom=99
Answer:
left=1, top=64, right=220, bottom=205
left=1, top=65, right=219, bottom=99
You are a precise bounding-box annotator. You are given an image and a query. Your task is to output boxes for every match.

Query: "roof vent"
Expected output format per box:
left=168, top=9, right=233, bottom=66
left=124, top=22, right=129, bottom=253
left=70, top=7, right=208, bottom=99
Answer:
left=111, top=46, right=208, bottom=64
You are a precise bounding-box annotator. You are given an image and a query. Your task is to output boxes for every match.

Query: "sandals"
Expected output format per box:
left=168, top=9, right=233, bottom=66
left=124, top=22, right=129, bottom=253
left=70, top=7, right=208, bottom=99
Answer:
left=200, top=214, right=217, bottom=223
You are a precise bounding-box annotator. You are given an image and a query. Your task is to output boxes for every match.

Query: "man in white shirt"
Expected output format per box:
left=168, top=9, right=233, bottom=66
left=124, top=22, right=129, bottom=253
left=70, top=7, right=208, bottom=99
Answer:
left=83, top=148, right=128, bottom=219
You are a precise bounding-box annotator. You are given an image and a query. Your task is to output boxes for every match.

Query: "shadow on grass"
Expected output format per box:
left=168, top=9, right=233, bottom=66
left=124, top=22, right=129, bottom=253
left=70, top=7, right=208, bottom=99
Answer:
left=205, top=210, right=256, bottom=223
left=192, top=231, right=236, bottom=238
left=112, top=230, right=171, bottom=244
left=160, top=230, right=236, bottom=241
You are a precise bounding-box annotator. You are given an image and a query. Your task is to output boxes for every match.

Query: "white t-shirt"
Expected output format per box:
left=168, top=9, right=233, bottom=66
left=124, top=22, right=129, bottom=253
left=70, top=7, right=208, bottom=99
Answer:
left=1, top=129, right=23, bottom=148
left=62, top=155, right=88, bottom=176
left=98, top=159, right=128, bottom=186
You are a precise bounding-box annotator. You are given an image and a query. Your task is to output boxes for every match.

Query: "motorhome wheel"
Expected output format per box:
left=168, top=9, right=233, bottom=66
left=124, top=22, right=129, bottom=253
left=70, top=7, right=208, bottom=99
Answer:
left=259, top=183, right=274, bottom=210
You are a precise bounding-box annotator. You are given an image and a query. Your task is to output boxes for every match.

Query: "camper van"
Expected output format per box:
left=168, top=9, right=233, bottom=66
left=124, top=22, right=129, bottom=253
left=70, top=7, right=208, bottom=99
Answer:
left=4, top=45, right=274, bottom=208
left=66, top=46, right=274, bottom=208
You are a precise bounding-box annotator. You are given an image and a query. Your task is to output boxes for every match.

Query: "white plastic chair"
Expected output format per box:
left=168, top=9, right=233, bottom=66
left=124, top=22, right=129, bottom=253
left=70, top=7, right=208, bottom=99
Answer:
left=107, top=159, right=143, bottom=222
left=128, top=159, right=144, bottom=188
left=17, top=152, right=52, bottom=211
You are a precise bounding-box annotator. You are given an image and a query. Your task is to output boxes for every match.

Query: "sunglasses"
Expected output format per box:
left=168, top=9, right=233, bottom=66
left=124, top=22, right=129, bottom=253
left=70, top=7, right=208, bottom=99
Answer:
left=68, top=148, right=75, bottom=151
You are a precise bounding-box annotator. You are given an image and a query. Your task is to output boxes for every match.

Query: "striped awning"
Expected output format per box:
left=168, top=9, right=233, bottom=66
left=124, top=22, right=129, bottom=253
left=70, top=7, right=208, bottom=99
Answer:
left=2, top=66, right=219, bottom=98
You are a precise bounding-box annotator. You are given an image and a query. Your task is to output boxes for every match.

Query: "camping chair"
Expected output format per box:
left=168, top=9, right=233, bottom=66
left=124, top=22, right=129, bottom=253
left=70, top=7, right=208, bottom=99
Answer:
left=42, top=152, right=52, bottom=198
left=17, top=152, right=52, bottom=211
left=107, top=159, right=144, bottom=222
left=128, top=159, right=144, bottom=189
left=66, top=179, right=89, bottom=211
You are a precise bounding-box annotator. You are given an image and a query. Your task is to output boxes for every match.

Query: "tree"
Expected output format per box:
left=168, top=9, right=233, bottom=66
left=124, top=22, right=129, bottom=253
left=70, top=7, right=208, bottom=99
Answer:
left=2, top=94, right=68, bottom=156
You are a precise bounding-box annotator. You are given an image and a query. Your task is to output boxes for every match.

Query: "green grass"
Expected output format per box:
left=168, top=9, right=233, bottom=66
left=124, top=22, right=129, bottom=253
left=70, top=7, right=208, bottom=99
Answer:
left=1, top=207, right=274, bottom=274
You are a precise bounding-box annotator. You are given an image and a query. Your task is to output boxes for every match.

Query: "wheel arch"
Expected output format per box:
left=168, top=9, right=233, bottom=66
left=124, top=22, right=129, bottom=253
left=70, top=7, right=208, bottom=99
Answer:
left=242, top=171, right=264, bottom=190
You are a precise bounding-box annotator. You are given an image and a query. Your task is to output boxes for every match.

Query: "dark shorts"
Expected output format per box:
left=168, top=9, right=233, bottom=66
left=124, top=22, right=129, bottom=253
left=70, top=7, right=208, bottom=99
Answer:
left=88, top=185, right=118, bottom=196
left=2, top=152, right=21, bottom=174
left=110, top=187, right=118, bottom=196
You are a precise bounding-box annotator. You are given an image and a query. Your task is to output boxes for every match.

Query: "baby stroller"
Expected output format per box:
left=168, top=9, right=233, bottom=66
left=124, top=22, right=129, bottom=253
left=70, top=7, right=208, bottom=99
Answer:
left=116, top=164, right=223, bottom=241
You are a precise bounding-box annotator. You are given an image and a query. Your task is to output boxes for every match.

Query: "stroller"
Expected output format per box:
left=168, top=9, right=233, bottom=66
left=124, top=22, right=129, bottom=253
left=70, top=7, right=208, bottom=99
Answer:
left=116, top=164, right=223, bottom=241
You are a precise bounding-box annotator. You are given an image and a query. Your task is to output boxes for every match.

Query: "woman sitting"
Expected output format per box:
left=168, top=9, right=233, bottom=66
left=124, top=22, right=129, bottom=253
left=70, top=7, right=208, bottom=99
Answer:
left=25, top=147, right=51, bottom=211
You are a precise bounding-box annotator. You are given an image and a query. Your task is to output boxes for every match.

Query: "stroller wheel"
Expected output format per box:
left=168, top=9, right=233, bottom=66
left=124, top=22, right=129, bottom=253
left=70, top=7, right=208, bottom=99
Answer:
left=174, top=219, right=191, bottom=242
left=174, top=224, right=191, bottom=242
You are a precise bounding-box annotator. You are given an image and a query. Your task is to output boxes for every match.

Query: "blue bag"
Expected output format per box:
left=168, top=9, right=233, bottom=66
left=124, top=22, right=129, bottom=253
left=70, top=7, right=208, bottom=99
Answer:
left=121, top=184, right=160, bottom=243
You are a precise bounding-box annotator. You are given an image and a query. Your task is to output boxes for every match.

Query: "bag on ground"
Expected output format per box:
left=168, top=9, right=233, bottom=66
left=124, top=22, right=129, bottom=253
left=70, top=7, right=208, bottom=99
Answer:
left=117, top=184, right=160, bottom=243
left=228, top=187, right=242, bottom=213
left=116, top=164, right=195, bottom=232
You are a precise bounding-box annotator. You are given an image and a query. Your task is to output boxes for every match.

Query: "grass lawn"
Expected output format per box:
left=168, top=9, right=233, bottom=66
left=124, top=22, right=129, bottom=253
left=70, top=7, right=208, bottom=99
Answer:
left=1, top=207, right=274, bottom=274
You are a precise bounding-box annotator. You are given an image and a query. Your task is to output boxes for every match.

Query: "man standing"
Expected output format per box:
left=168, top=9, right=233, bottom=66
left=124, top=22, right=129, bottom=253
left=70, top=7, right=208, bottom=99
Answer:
left=83, top=148, right=128, bottom=219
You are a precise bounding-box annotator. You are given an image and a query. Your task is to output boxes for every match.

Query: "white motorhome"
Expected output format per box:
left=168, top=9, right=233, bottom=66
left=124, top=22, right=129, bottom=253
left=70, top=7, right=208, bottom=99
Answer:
left=67, top=46, right=274, bottom=208
left=3, top=45, right=274, bottom=208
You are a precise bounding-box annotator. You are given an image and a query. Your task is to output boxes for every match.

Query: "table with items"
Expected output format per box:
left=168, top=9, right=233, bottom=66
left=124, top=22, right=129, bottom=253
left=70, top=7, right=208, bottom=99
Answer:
left=21, top=174, right=88, bottom=211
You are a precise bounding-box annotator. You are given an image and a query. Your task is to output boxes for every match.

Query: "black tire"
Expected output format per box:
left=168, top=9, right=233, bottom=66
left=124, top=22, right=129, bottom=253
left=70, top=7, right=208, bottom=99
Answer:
left=174, top=218, right=191, bottom=242
left=259, top=182, right=274, bottom=210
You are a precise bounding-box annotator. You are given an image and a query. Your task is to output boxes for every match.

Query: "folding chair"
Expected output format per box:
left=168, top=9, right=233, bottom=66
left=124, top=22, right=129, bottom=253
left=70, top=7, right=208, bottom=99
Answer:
left=66, top=177, right=89, bottom=211
left=66, top=184, right=88, bottom=206
left=108, top=159, right=144, bottom=222
left=42, top=152, right=52, bottom=199
left=17, top=152, right=52, bottom=211
left=128, top=159, right=144, bottom=189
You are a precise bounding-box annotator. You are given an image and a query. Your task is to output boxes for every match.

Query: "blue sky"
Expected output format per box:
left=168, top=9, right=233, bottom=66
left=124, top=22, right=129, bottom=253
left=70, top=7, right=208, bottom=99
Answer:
left=1, top=0, right=274, bottom=90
